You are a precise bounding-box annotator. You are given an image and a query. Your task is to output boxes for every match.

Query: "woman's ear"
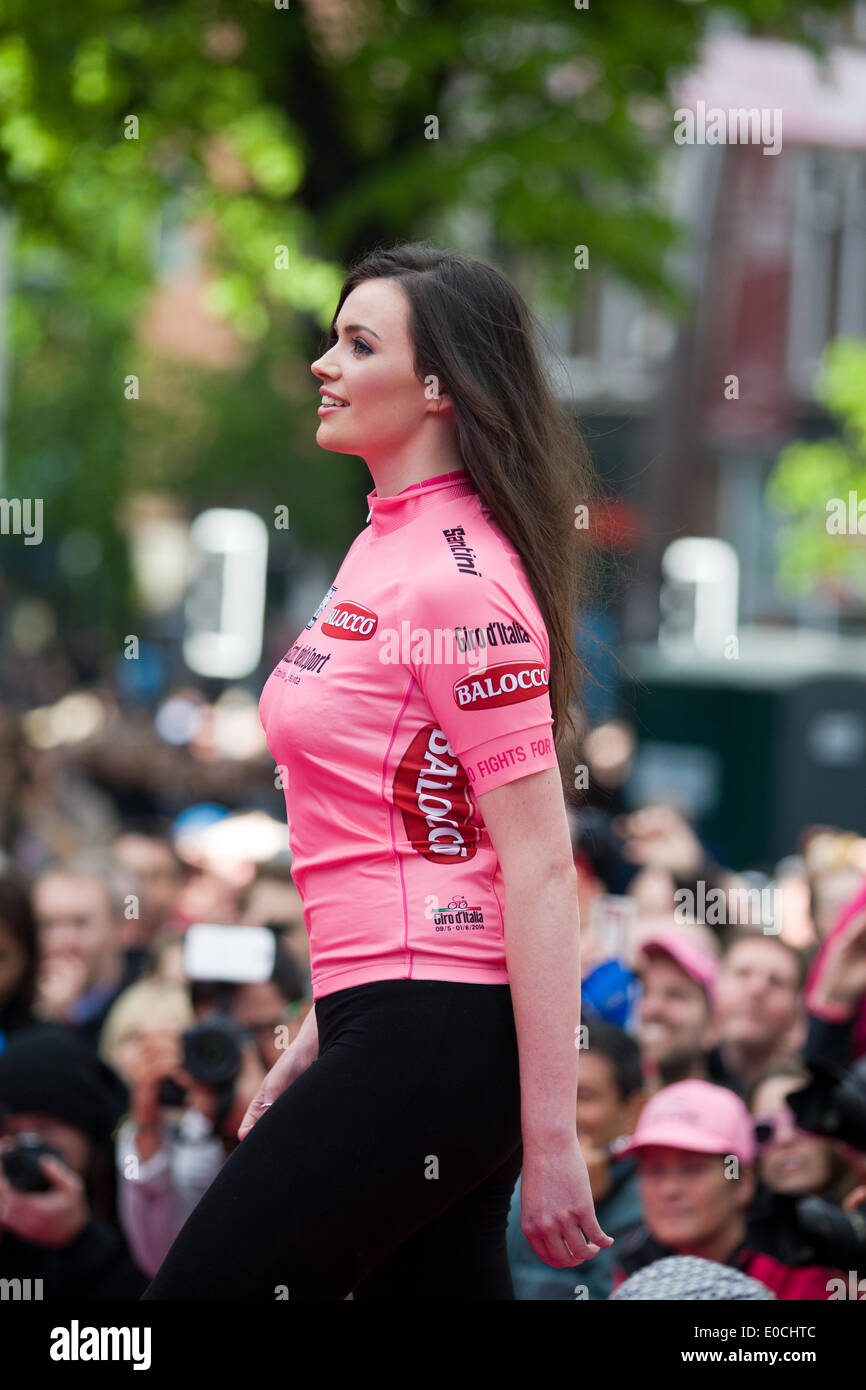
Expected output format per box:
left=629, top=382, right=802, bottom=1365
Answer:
left=421, top=373, right=453, bottom=414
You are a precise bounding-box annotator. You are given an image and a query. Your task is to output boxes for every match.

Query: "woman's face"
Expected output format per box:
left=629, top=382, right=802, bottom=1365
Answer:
left=310, top=278, right=442, bottom=461
left=638, top=1146, right=751, bottom=1251
left=750, top=1075, right=834, bottom=1195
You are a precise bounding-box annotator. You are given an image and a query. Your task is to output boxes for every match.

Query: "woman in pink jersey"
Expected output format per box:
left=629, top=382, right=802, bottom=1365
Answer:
left=143, top=242, right=612, bottom=1300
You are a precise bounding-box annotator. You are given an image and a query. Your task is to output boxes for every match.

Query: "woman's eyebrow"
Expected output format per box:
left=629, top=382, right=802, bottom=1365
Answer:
left=334, top=322, right=381, bottom=340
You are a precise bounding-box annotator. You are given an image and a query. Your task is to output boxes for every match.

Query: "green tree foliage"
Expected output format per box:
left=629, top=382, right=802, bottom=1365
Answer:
left=766, top=338, right=866, bottom=600
left=0, top=0, right=855, bottom=635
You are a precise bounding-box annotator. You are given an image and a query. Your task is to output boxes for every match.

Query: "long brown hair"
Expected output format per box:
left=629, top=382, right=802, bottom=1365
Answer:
left=326, top=240, right=604, bottom=757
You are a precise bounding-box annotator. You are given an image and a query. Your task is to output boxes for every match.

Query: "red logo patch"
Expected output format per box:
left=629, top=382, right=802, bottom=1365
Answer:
left=452, top=660, right=549, bottom=710
left=321, top=601, right=378, bottom=640
left=393, top=725, right=479, bottom=863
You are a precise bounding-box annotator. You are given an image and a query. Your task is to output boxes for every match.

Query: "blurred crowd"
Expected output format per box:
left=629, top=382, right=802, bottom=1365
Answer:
left=1, top=691, right=865, bottom=1301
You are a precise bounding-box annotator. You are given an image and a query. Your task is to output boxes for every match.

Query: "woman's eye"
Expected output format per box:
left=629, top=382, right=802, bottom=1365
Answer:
left=325, top=334, right=371, bottom=355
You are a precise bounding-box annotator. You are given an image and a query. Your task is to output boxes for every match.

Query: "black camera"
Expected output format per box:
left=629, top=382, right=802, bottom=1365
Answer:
left=157, top=1014, right=245, bottom=1107
left=1, top=1134, right=66, bottom=1193
left=795, top=1192, right=866, bottom=1270
left=786, top=1058, right=866, bottom=1151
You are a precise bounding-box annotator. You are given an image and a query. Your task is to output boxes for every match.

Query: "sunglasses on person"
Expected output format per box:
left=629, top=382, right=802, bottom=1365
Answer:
left=752, top=1112, right=815, bottom=1148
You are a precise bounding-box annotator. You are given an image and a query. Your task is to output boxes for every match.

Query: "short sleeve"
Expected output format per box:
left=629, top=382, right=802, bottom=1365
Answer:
left=405, top=565, right=560, bottom=796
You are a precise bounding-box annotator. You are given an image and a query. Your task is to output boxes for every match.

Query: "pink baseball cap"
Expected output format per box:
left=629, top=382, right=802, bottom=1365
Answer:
left=638, top=931, right=718, bottom=1004
left=619, top=1079, right=756, bottom=1164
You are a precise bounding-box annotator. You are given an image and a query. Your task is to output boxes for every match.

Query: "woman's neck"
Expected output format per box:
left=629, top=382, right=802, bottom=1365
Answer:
left=367, top=459, right=466, bottom=499
left=363, top=421, right=465, bottom=498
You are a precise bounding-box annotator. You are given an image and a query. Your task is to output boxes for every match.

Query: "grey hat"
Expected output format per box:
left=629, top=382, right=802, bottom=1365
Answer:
left=610, top=1255, right=777, bottom=1301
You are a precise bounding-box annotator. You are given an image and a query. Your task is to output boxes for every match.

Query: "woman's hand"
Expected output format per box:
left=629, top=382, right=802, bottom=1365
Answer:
left=237, top=1038, right=316, bottom=1141
left=520, top=1133, right=615, bottom=1268
left=0, top=1151, right=89, bottom=1249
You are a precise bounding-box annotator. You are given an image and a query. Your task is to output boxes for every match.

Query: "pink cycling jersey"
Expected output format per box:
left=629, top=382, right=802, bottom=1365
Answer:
left=258, top=468, right=561, bottom=999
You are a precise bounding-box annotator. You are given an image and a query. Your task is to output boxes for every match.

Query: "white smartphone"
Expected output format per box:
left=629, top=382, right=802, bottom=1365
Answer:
left=183, top=923, right=276, bottom=983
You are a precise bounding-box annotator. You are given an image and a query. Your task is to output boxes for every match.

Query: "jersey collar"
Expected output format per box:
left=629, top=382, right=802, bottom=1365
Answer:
left=365, top=469, right=479, bottom=538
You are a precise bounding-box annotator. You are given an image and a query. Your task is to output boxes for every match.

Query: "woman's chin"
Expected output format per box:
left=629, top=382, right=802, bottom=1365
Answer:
left=315, top=427, right=349, bottom=451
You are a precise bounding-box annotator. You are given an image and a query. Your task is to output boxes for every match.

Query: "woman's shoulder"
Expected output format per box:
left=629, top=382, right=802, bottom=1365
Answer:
left=401, top=511, right=531, bottom=606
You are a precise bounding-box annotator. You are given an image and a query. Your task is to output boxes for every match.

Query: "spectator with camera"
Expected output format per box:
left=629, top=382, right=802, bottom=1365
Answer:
left=749, top=1060, right=863, bottom=1207
left=742, top=884, right=866, bottom=1286
left=104, top=934, right=304, bottom=1278
left=0, top=1023, right=147, bottom=1297
left=103, top=976, right=261, bottom=1278
left=744, top=1057, right=866, bottom=1283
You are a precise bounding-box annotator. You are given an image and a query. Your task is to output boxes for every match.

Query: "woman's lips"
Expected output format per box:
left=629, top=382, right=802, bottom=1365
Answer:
left=770, top=1154, right=806, bottom=1174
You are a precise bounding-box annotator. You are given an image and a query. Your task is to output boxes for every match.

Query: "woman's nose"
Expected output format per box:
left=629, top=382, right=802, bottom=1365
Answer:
left=311, top=345, right=336, bottom=376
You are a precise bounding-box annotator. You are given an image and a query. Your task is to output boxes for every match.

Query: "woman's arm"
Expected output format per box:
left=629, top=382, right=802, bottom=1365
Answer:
left=290, top=998, right=319, bottom=1062
left=478, top=765, right=614, bottom=1269
left=236, top=998, right=319, bottom=1140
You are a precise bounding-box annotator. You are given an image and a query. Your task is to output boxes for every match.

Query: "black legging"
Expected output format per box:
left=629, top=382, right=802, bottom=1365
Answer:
left=140, top=979, right=524, bottom=1300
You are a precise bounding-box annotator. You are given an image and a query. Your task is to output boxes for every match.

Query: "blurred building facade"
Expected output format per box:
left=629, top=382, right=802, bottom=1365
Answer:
left=524, top=15, right=866, bottom=864
left=540, top=21, right=866, bottom=644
